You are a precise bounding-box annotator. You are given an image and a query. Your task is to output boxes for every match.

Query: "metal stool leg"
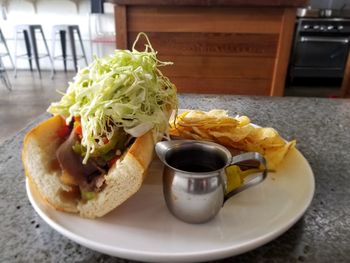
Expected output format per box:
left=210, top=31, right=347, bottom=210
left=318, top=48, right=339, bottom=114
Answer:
left=0, top=29, right=14, bottom=68
left=51, top=28, right=56, bottom=70
left=0, top=71, right=12, bottom=91
left=76, top=27, right=88, bottom=66
left=68, top=27, right=78, bottom=72
left=23, top=30, right=33, bottom=72
left=59, top=30, right=67, bottom=72
left=28, top=27, right=41, bottom=78
left=13, top=30, right=18, bottom=78
left=0, top=57, right=12, bottom=91
left=39, top=27, right=55, bottom=78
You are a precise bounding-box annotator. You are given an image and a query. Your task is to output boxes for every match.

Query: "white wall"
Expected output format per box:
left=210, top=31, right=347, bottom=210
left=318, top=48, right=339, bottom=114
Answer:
left=0, top=0, right=116, bottom=71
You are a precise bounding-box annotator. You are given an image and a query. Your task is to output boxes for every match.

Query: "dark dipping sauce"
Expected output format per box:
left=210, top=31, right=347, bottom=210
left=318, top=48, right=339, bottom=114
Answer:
left=165, top=145, right=227, bottom=173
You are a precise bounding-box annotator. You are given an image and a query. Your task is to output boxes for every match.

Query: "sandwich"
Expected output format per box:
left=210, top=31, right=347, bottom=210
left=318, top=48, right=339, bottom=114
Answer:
left=22, top=33, right=177, bottom=218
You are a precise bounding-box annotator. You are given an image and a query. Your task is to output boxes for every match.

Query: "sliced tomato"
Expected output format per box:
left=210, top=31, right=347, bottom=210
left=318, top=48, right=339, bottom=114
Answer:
left=57, top=125, right=71, bottom=138
left=74, top=124, right=82, bottom=136
left=102, top=137, right=109, bottom=144
left=74, top=116, right=81, bottom=122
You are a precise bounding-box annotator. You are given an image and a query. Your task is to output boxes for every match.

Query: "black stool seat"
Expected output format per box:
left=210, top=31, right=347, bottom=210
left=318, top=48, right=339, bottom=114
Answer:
left=52, top=24, right=88, bottom=72
left=14, top=24, right=54, bottom=78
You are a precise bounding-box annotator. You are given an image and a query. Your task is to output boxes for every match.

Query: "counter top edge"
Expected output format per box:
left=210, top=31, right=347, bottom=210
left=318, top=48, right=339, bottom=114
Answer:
left=106, top=0, right=308, bottom=8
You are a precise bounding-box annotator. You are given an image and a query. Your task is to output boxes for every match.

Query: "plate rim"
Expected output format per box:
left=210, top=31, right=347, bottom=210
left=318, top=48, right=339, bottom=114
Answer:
left=26, top=147, right=315, bottom=262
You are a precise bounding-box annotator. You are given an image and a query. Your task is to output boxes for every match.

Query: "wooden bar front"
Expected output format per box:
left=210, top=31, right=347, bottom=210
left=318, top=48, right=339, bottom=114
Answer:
left=111, top=1, right=308, bottom=96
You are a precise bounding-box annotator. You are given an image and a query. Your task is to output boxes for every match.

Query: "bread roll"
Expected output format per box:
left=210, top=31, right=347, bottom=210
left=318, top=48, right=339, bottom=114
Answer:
left=22, top=115, right=155, bottom=218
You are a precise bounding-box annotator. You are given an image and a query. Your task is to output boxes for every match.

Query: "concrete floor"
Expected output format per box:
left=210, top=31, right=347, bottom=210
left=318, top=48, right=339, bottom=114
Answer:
left=0, top=70, right=75, bottom=144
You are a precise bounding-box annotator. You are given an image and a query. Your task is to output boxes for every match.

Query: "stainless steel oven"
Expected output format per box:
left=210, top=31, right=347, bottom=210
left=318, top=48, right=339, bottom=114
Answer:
left=289, top=18, right=350, bottom=80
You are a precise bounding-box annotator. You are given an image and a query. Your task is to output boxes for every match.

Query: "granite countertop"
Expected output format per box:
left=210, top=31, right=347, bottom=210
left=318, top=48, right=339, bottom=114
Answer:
left=1, top=94, right=349, bottom=263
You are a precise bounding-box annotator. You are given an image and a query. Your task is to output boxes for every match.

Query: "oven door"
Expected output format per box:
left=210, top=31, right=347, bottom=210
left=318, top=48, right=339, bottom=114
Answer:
left=292, top=36, right=350, bottom=78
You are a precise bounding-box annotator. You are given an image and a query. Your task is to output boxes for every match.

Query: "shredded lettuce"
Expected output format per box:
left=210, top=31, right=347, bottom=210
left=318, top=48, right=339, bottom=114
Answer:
left=48, top=33, right=177, bottom=163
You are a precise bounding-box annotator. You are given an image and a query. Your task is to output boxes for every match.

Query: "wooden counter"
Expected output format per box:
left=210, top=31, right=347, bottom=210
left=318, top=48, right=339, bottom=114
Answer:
left=109, top=0, right=308, bottom=96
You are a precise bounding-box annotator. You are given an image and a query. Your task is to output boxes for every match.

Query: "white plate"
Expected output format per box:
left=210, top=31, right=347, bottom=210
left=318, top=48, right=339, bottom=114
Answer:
left=26, top=147, right=314, bottom=263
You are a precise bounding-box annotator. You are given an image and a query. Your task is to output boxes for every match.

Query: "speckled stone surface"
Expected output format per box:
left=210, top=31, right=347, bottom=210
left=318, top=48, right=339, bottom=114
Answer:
left=1, top=95, right=349, bottom=263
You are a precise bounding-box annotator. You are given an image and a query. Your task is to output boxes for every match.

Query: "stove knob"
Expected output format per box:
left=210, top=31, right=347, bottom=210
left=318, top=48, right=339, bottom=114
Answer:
left=303, top=24, right=310, bottom=30
left=313, top=25, right=320, bottom=30
left=320, top=25, right=326, bottom=31
left=338, top=25, right=344, bottom=30
left=327, top=25, right=334, bottom=30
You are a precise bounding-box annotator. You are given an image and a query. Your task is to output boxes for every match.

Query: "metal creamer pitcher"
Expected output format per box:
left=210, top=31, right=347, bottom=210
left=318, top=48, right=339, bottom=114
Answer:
left=155, top=140, right=268, bottom=224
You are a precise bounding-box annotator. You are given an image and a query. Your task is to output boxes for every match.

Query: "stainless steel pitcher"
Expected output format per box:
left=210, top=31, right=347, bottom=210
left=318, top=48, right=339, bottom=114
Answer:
left=155, top=140, right=268, bottom=224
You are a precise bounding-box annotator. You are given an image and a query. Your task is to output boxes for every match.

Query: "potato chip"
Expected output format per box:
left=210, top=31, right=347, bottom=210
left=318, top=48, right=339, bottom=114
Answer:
left=207, top=109, right=229, bottom=118
left=209, top=125, right=254, bottom=142
left=169, top=109, right=295, bottom=169
left=247, top=128, right=285, bottom=148
left=236, top=116, right=251, bottom=127
left=178, top=109, right=239, bottom=129
left=192, top=127, right=213, bottom=140
left=181, top=130, right=205, bottom=141
left=264, top=140, right=296, bottom=169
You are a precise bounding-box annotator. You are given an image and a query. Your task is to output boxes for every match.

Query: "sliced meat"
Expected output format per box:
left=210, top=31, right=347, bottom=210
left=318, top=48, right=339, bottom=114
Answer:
left=84, top=172, right=106, bottom=193
left=56, top=131, right=105, bottom=191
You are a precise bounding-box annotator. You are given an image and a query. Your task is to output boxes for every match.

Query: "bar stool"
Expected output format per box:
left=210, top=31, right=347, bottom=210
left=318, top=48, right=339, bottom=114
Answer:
left=0, top=28, right=14, bottom=69
left=51, top=25, right=88, bottom=72
left=14, top=24, right=54, bottom=78
left=0, top=56, right=11, bottom=91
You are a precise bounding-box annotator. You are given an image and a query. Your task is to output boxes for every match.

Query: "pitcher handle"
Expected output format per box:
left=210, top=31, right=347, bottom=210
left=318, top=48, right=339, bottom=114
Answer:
left=224, top=152, right=268, bottom=202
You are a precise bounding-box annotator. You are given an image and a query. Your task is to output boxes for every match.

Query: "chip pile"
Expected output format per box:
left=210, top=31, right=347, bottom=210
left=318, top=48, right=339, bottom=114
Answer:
left=169, top=110, right=296, bottom=169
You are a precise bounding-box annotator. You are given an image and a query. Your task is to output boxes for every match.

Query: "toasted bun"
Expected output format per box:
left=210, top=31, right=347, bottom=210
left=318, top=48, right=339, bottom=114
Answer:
left=22, top=115, right=155, bottom=218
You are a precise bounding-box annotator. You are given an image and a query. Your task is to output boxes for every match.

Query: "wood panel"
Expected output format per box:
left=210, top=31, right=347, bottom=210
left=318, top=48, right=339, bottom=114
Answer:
left=170, top=77, right=271, bottom=95
left=129, top=32, right=279, bottom=57
left=128, top=7, right=284, bottom=34
left=157, top=55, right=275, bottom=79
left=114, top=3, right=298, bottom=95
left=115, top=4, right=127, bottom=49
left=270, top=8, right=296, bottom=96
